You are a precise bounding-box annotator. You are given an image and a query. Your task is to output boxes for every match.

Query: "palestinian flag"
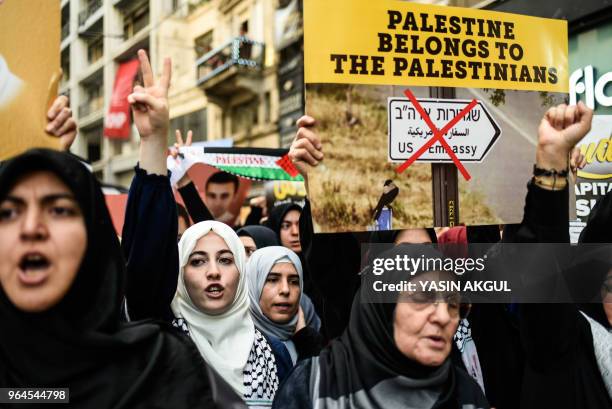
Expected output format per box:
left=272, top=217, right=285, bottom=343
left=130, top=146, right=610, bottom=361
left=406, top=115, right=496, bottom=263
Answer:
left=195, top=147, right=303, bottom=181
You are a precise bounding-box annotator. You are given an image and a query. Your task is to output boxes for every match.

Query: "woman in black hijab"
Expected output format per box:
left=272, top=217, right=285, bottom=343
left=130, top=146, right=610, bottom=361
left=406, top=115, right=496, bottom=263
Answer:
left=273, top=245, right=488, bottom=409
left=0, top=148, right=219, bottom=409
left=265, top=202, right=303, bottom=254
left=237, top=224, right=280, bottom=257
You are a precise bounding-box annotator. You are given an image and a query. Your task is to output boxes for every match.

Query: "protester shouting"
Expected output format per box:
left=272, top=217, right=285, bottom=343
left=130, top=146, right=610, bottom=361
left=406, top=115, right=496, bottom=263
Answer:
left=172, top=221, right=281, bottom=406
left=0, top=148, right=219, bottom=408
left=121, top=50, right=277, bottom=407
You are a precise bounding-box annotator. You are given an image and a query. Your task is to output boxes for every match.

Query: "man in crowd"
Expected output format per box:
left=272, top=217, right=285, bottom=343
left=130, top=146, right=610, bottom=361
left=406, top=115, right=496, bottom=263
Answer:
left=204, top=171, right=239, bottom=223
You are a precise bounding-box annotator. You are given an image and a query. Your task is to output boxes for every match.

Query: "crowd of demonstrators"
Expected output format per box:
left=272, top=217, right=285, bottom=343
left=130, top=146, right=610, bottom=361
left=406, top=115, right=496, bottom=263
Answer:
left=1, top=44, right=611, bottom=409
left=285, top=102, right=610, bottom=409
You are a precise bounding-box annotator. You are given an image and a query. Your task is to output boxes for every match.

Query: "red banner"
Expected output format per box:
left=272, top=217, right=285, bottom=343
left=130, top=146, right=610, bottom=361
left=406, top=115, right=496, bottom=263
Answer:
left=104, top=59, right=139, bottom=139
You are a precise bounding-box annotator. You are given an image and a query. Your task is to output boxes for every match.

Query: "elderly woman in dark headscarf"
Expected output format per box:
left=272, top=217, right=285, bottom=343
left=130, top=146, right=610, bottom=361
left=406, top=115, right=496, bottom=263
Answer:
left=0, top=149, right=221, bottom=408
left=273, top=245, right=488, bottom=409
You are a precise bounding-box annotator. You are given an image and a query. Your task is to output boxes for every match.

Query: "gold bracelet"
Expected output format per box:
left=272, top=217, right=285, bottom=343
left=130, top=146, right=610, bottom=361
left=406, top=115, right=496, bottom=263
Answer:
left=533, top=175, right=567, bottom=191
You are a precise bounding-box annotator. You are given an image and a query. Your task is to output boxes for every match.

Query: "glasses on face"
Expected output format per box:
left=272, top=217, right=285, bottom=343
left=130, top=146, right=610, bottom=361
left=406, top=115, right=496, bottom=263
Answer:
left=602, top=279, right=612, bottom=295
left=400, top=291, right=471, bottom=319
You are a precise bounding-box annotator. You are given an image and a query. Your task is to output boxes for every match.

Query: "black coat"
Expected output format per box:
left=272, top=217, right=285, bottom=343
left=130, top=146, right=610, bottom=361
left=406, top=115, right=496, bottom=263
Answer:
left=517, top=181, right=612, bottom=409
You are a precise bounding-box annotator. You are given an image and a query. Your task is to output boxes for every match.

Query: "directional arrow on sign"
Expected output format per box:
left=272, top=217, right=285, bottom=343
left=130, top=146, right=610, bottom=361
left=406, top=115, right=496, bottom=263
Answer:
left=388, top=97, right=501, bottom=163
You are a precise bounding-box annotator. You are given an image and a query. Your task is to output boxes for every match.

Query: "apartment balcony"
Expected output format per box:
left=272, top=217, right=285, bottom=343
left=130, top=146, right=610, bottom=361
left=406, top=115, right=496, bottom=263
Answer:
left=196, top=36, right=265, bottom=101
left=78, top=0, right=103, bottom=36
left=78, top=97, right=104, bottom=128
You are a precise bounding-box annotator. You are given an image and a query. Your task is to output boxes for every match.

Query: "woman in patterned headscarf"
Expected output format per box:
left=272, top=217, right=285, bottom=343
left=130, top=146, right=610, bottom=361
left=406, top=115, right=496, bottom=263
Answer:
left=172, top=220, right=280, bottom=408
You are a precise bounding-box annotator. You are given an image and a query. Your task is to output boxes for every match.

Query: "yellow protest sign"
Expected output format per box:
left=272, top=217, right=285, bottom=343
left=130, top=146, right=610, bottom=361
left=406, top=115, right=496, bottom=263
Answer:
left=0, top=0, right=61, bottom=161
left=304, top=0, right=568, bottom=92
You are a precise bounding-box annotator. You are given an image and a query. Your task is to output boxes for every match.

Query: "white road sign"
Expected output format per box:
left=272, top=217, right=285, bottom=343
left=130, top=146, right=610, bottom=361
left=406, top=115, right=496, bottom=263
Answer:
left=388, top=97, right=501, bottom=163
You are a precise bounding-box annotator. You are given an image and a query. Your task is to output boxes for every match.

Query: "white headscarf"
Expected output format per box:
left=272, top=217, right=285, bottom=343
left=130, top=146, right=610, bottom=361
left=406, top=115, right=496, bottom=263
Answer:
left=171, top=220, right=254, bottom=397
left=246, top=246, right=303, bottom=341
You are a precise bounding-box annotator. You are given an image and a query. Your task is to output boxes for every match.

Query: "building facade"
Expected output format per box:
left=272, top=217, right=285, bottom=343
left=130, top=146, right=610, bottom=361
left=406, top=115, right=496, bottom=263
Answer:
left=61, top=0, right=488, bottom=187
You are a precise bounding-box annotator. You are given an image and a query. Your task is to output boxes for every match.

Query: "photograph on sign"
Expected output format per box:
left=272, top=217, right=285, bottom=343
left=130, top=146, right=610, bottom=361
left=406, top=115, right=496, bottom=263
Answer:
left=303, top=0, right=568, bottom=233
left=0, top=0, right=61, bottom=160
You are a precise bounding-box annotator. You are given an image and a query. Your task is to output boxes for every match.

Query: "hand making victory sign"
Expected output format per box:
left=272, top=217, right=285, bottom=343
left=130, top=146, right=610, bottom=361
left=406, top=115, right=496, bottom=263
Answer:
left=128, top=49, right=172, bottom=176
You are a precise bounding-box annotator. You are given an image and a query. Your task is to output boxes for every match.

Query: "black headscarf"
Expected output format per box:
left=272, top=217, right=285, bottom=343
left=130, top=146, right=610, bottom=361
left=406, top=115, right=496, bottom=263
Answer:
left=315, top=245, right=478, bottom=408
left=0, top=149, right=217, bottom=408
left=236, top=225, right=279, bottom=248
left=265, top=202, right=302, bottom=245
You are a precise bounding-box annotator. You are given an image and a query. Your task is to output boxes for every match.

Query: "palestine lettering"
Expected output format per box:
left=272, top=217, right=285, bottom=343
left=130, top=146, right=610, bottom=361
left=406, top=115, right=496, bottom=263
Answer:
left=328, top=8, right=559, bottom=86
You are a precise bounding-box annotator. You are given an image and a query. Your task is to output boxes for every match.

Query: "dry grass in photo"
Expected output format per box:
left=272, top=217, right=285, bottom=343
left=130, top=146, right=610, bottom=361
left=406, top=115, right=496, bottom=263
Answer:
left=306, top=84, right=499, bottom=233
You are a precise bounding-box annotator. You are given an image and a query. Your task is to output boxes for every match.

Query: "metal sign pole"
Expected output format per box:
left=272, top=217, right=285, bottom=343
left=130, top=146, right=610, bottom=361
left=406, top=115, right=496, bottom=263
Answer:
left=430, top=87, right=459, bottom=227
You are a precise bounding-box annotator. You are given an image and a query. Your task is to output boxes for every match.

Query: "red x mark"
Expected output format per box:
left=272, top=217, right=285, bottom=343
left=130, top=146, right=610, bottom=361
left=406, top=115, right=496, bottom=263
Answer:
left=395, top=89, right=477, bottom=181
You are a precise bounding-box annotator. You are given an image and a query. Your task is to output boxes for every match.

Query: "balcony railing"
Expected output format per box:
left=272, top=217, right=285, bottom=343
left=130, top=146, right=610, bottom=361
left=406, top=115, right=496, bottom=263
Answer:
left=61, top=22, right=70, bottom=40
left=78, top=0, right=102, bottom=27
left=196, top=36, right=265, bottom=86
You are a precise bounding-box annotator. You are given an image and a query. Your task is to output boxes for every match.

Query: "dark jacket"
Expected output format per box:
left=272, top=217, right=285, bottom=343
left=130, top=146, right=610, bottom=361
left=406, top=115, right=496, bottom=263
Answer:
left=298, top=200, right=362, bottom=341
left=121, top=167, right=248, bottom=408
left=517, top=181, right=612, bottom=409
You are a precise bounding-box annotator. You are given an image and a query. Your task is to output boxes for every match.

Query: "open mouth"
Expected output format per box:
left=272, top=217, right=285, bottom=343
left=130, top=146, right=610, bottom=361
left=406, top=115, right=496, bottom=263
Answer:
left=18, top=252, right=51, bottom=285
left=204, top=283, right=225, bottom=299
left=272, top=302, right=294, bottom=312
left=426, top=335, right=446, bottom=348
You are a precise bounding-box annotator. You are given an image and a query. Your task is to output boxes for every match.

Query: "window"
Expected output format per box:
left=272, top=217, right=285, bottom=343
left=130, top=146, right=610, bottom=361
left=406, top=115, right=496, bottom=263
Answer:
left=123, top=4, right=150, bottom=39
left=85, top=127, right=102, bottom=162
left=264, top=92, right=271, bottom=123
left=87, top=36, right=104, bottom=64
left=231, top=99, right=258, bottom=135
left=194, top=30, right=214, bottom=59
left=80, top=81, right=104, bottom=117
left=168, top=109, right=208, bottom=144
left=61, top=50, right=70, bottom=83
left=240, top=20, right=249, bottom=36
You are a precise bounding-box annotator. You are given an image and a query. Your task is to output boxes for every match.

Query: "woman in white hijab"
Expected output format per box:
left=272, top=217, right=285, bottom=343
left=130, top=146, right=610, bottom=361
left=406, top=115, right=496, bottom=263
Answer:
left=246, top=246, right=323, bottom=368
left=171, top=220, right=279, bottom=408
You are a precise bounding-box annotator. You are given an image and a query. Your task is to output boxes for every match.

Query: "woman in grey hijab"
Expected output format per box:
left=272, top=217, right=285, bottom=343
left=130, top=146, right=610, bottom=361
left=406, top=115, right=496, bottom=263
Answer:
left=246, top=246, right=323, bottom=368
